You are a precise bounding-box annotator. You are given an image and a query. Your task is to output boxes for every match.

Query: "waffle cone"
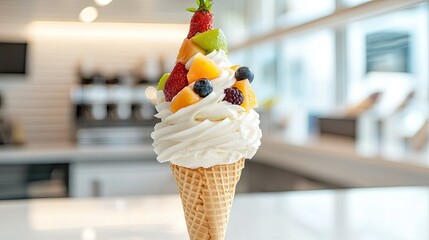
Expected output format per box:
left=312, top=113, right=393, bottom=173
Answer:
left=170, top=158, right=245, bottom=240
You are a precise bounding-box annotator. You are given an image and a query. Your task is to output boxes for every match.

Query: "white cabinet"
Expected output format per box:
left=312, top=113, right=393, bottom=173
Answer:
left=70, top=160, right=178, bottom=197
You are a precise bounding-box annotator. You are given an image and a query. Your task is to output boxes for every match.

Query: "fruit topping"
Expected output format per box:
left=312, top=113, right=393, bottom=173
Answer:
left=231, top=65, right=240, bottom=71
left=192, top=29, right=228, bottom=54
left=223, top=87, right=244, bottom=105
left=187, top=0, right=214, bottom=39
left=177, top=39, right=206, bottom=65
left=235, top=66, right=254, bottom=83
left=169, top=86, right=201, bottom=113
left=158, top=73, right=170, bottom=90
left=164, top=62, right=189, bottom=102
left=187, top=53, right=221, bottom=83
left=232, top=79, right=258, bottom=110
left=193, top=78, right=213, bottom=97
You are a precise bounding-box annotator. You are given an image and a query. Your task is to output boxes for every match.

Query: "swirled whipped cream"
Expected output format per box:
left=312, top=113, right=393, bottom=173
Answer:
left=151, top=50, right=262, bottom=169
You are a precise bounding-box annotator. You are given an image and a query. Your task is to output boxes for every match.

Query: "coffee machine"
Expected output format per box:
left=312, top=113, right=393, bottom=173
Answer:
left=71, top=58, right=161, bottom=145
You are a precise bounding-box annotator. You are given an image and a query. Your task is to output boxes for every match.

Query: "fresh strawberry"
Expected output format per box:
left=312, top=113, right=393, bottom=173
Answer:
left=164, top=62, right=189, bottom=102
left=186, top=0, right=214, bottom=39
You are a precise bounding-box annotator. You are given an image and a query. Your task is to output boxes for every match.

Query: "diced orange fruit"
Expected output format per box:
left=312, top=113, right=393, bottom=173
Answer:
left=232, top=80, right=258, bottom=111
left=177, top=39, right=206, bottom=65
left=187, top=54, right=222, bottom=83
left=231, top=65, right=240, bottom=71
left=169, top=86, right=201, bottom=113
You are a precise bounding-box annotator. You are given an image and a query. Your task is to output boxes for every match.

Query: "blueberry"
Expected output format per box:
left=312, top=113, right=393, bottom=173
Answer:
left=235, top=66, right=254, bottom=83
left=193, top=78, right=213, bottom=98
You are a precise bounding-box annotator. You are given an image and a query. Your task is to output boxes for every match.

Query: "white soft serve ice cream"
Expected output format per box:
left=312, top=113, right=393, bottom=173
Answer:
left=151, top=50, right=262, bottom=169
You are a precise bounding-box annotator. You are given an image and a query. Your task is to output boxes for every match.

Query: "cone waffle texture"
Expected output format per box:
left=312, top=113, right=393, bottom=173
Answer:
left=170, top=158, right=245, bottom=240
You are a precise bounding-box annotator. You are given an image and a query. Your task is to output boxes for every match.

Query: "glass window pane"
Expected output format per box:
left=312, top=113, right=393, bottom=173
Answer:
left=229, top=43, right=278, bottom=107
left=276, top=0, right=335, bottom=27
left=215, top=0, right=276, bottom=45
left=214, top=0, right=249, bottom=45
left=347, top=3, right=429, bottom=102
left=216, top=0, right=335, bottom=44
left=280, top=29, right=336, bottom=111
left=347, top=3, right=429, bottom=164
left=342, top=0, right=372, bottom=7
left=242, top=43, right=278, bottom=105
left=247, top=0, right=276, bottom=36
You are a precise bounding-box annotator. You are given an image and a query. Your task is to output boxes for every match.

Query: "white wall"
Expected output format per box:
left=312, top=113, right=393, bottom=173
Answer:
left=0, top=22, right=187, bottom=144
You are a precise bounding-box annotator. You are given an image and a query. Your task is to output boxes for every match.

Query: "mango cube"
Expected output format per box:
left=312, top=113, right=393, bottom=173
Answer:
left=232, top=80, right=258, bottom=111
left=177, top=39, right=206, bottom=65
left=187, top=54, right=222, bottom=84
left=169, top=86, right=201, bottom=113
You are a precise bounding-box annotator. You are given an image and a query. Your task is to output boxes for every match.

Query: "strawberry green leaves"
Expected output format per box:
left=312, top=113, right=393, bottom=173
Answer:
left=186, top=0, right=213, bottom=12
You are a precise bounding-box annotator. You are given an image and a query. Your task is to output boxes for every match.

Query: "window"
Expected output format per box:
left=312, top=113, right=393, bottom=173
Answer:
left=248, top=43, right=278, bottom=105
left=217, top=0, right=429, bottom=163
left=214, top=0, right=249, bottom=45
left=280, top=30, right=336, bottom=112
left=342, top=0, right=371, bottom=7
left=276, top=0, right=335, bottom=27
left=347, top=3, right=429, bottom=102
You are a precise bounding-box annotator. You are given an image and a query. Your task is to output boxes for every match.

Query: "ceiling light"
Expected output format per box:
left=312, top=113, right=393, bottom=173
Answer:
left=79, top=7, right=98, bottom=23
left=94, top=0, right=113, bottom=6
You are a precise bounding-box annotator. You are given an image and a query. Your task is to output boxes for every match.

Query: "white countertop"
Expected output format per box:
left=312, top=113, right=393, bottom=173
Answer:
left=1, top=137, right=428, bottom=187
left=0, top=144, right=156, bottom=164
left=0, top=187, right=428, bottom=240
left=256, top=137, right=429, bottom=187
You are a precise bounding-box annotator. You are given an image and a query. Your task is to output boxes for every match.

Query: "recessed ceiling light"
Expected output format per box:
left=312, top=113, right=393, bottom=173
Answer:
left=79, top=6, right=98, bottom=23
left=94, top=0, right=113, bottom=6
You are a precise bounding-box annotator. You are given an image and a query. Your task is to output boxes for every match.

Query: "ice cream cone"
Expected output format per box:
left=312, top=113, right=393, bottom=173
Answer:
left=170, top=158, right=245, bottom=240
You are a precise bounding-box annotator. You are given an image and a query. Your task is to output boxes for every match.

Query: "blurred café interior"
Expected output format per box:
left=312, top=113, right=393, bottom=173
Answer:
left=0, top=0, right=428, bottom=239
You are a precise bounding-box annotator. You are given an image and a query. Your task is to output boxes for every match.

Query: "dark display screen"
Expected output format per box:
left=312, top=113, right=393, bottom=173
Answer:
left=0, top=42, right=27, bottom=74
left=366, top=32, right=410, bottom=73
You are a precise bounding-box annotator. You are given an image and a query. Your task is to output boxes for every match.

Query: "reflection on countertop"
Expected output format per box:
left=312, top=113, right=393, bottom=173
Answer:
left=0, top=187, right=428, bottom=240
